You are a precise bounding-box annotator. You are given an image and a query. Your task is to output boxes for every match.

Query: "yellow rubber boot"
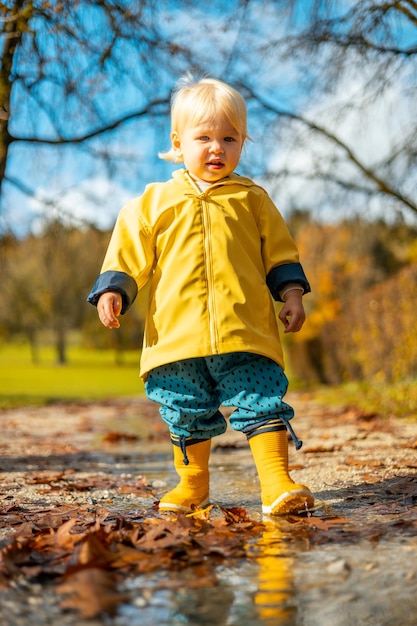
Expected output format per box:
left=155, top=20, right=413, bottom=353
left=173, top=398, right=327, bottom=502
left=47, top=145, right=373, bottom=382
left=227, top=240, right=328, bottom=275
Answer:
left=248, top=429, right=314, bottom=515
left=159, top=439, right=211, bottom=513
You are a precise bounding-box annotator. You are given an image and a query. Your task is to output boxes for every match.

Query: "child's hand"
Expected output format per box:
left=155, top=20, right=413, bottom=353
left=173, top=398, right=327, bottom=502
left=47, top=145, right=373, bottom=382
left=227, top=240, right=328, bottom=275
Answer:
left=278, top=291, right=305, bottom=333
left=97, top=291, right=122, bottom=329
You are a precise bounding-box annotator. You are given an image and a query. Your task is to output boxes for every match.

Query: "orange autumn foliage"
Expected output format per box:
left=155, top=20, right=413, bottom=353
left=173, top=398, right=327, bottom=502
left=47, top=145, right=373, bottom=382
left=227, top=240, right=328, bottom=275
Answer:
left=286, top=217, right=417, bottom=384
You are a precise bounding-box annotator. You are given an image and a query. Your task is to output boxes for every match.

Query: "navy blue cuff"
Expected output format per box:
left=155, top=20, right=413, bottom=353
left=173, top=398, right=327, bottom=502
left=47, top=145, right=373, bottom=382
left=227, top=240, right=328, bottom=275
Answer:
left=87, top=270, right=138, bottom=314
left=266, top=263, right=311, bottom=302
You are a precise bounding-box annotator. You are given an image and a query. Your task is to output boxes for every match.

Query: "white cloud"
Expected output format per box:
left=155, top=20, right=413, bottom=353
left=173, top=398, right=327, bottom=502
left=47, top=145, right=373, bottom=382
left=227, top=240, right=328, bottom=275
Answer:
left=27, top=177, right=133, bottom=235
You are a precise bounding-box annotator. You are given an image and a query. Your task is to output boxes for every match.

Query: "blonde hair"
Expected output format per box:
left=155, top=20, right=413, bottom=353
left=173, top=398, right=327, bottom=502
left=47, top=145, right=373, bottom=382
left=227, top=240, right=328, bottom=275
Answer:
left=159, top=74, right=249, bottom=163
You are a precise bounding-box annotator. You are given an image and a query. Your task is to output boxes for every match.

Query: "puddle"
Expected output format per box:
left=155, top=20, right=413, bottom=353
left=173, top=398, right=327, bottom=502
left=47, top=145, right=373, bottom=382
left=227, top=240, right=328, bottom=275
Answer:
left=293, top=539, right=417, bottom=626
left=110, top=518, right=417, bottom=626
left=102, top=447, right=417, bottom=626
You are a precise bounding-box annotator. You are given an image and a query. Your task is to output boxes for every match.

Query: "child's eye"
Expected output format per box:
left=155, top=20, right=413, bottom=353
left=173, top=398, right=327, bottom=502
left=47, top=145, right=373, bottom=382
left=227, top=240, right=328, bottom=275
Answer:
left=224, top=136, right=235, bottom=142
left=198, top=135, right=209, bottom=141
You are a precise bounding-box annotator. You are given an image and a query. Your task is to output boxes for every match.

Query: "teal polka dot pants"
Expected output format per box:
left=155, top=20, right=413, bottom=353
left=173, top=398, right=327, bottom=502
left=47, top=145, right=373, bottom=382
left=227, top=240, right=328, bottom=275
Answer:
left=145, top=352, right=297, bottom=444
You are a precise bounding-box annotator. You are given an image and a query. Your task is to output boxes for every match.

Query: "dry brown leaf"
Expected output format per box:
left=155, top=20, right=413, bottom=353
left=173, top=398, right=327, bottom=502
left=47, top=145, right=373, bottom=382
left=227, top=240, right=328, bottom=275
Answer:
left=103, top=431, right=139, bottom=443
left=117, top=485, right=151, bottom=496
left=303, top=445, right=342, bottom=453
left=24, top=470, right=67, bottom=485
left=345, top=457, right=385, bottom=468
left=73, top=529, right=118, bottom=569
left=135, top=520, right=192, bottom=551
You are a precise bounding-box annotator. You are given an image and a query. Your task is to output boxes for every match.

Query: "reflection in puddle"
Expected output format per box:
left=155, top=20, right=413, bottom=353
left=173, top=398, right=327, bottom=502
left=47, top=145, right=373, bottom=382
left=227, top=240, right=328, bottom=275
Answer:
left=117, top=518, right=304, bottom=626
left=252, top=522, right=297, bottom=625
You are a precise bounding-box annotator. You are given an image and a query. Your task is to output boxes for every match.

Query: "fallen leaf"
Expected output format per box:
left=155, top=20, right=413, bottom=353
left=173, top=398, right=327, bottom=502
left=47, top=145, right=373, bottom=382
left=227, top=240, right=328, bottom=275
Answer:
left=58, top=568, right=126, bottom=618
left=303, top=445, right=342, bottom=453
left=24, top=471, right=67, bottom=485
left=345, top=457, right=385, bottom=468
left=103, top=432, right=139, bottom=443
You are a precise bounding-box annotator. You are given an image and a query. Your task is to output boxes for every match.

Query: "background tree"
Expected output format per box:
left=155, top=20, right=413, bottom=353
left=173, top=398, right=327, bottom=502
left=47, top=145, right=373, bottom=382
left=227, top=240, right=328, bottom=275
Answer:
left=0, top=221, right=109, bottom=363
left=0, top=232, right=47, bottom=361
left=242, top=0, right=417, bottom=220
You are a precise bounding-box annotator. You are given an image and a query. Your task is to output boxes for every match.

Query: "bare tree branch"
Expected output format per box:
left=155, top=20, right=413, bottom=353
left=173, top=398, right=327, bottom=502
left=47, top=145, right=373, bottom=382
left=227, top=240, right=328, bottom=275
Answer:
left=11, top=98, right=170, bottom=144
left=244, top=85, right=417, bottom=215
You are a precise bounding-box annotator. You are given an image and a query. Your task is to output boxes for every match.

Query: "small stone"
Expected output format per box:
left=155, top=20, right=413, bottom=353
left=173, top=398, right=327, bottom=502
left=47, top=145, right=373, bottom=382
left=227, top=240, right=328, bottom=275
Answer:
left=327, top=559, right=351, bottom=575
left=152, top=479, right=166, bottom=488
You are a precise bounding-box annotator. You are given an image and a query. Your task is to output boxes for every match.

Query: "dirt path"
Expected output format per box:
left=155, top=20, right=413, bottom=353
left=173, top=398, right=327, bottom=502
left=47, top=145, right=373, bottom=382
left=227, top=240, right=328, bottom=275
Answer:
left=0, top=393, right=416, bottom=625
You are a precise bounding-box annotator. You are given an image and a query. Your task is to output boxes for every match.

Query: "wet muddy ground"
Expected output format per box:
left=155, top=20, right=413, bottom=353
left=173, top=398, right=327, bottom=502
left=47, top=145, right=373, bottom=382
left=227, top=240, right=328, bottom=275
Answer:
left=0, top=393, right=416, bottom=625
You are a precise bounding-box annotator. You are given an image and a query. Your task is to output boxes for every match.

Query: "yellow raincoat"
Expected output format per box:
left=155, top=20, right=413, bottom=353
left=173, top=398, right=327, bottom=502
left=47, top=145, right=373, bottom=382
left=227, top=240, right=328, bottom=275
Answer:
left=88, top=169, right=310, bottom=378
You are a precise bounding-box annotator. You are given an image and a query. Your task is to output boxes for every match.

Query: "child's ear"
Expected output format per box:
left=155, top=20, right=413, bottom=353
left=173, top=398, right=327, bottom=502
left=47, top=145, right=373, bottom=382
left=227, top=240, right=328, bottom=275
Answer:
left=171, top=131, right=181, bottom=151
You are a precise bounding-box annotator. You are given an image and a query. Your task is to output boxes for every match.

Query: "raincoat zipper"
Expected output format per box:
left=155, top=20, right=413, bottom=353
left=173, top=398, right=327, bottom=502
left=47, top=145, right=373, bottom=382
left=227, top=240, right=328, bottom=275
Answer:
left=201, top=195, right=219, bottom=354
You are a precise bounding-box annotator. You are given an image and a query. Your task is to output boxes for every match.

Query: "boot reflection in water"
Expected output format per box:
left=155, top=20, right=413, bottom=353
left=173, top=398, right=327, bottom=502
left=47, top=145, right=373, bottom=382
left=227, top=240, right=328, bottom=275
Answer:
left=254, top=524, right=296, bottom=625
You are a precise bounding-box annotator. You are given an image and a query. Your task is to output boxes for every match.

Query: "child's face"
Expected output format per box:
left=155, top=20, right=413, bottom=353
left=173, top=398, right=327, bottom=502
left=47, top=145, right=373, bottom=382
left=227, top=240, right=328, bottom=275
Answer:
left=172, top=116, right=243, bottom=184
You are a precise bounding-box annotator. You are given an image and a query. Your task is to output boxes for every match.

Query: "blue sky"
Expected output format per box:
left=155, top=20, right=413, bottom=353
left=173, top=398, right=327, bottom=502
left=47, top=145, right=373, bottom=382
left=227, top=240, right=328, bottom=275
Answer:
left=1, top=0, right=416, bottom=235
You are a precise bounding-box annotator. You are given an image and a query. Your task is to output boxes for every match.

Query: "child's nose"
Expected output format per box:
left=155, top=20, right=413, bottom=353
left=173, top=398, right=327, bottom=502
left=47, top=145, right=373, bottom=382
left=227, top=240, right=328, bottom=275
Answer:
left=210, top=140, right=223, bottom=153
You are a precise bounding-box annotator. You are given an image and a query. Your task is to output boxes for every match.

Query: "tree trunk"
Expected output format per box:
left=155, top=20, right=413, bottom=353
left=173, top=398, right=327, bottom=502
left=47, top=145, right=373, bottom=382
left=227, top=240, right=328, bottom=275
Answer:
left=55, top=325, right=67, bottom=365
left=28, top=328, right=40, bottom=365
left=0, top=1, right=32, bottom=193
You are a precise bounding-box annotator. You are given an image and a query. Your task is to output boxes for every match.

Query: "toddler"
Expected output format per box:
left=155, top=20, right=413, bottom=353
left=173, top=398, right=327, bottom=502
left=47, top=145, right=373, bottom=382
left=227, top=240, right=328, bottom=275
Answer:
left=88, top=75, right=314, bottom=516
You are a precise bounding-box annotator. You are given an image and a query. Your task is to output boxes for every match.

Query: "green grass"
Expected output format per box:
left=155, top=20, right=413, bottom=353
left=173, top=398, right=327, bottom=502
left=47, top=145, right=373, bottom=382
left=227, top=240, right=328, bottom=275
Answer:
left=0, top=343, right=144, bottom=408
left=314, top=379, right=417, bottom=421
left=2, top=342, right=417, bottom=421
